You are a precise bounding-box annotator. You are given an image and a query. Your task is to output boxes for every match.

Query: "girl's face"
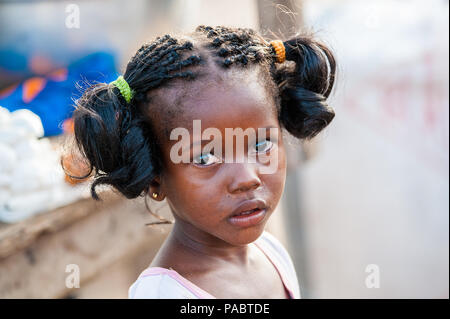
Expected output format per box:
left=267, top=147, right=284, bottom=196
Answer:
left=152, top=73, right=287, bottom=246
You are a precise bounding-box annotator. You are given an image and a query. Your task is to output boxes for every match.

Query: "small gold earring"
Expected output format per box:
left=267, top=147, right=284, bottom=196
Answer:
left=152, top=192, right=158, bottom=199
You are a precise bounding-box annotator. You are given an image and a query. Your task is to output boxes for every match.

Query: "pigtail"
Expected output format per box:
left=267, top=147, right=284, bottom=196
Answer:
left=71, top=81, right=161, bottom=200
left=272, top=36, right=336, bottom=139
left=67, top=34, right=203, bottom=201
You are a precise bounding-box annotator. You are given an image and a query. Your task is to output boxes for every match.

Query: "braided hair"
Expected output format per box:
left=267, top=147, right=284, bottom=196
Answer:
left=69, top=25, right=336, bottom=201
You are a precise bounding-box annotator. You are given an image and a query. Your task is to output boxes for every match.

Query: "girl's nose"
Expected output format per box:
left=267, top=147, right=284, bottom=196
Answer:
left=227, top=163, right=262, bottom=194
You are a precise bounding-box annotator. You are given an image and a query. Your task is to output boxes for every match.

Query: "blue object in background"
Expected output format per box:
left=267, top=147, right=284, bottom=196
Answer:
left=0, top=52, right=118, bottom=136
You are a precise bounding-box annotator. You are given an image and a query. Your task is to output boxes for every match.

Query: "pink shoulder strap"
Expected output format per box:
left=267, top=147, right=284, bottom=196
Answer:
left=139, top=267, right=216, bottom=299
left=253, top=237, right=295, bottom=299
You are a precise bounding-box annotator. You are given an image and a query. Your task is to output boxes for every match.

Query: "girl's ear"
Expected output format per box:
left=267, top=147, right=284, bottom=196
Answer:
left=148, top=176, right=166, bottom=201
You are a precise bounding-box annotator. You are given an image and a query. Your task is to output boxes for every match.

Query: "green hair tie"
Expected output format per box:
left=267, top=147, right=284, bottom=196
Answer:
left=110, top=75, right=134, bottom=103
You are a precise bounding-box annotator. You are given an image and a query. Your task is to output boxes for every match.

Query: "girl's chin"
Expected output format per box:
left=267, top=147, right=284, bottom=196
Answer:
left=221, top=225, right=268, bottom=246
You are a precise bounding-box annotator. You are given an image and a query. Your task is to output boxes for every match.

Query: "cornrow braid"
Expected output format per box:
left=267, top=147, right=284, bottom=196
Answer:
left=124, top=35, right=199, bottom=96
left=195, top=25, right=270, bottom=68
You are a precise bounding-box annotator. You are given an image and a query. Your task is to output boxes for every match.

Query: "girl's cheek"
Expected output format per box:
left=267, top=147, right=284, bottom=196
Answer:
left=265, top=143, right=287, bottom=193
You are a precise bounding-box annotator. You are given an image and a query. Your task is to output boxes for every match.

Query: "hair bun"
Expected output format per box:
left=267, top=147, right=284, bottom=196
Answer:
left=272, top=35, right=337, bottom=139
left=71, top=82, right=160, bottom=200
left=279, top=86, right=335, bottom=139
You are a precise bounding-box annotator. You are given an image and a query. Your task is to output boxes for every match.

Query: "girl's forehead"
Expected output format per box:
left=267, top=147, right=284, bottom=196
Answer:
left=167, top=81, right=276, bottom=133
left=147, top=68, right=277, bottom=140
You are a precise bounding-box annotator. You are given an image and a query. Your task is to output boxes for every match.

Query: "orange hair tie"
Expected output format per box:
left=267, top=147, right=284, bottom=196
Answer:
left=270, top=40, right=286, bottom=63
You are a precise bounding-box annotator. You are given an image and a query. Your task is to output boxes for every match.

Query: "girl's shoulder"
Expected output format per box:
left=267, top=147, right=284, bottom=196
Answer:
left=255, top=231, right=294, bottom=265
left=254, top=231, right=301, bottom=299
left=128, top=267, right=214, bottom=299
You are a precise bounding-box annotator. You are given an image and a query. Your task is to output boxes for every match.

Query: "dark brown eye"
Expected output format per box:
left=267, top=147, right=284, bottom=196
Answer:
left=253, top=139, right=273, bottom=153
left=193, top=152, right=221, bottom=166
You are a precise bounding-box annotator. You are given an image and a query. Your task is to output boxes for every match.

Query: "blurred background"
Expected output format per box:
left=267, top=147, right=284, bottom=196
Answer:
left=0, top=0, right=448, bottom=298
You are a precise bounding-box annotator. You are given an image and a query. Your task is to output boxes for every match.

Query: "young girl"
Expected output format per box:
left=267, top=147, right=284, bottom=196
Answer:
left=71, top=25, right=336, bottom=299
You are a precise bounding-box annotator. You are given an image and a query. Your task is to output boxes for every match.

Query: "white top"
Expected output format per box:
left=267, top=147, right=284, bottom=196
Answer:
left=128, top=230, right=301, bottom=299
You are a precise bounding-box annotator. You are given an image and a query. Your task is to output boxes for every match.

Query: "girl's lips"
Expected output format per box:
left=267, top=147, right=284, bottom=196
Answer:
left=228, top=208, right=267, bottom=228
left=230, top=198, right=267, bottom=217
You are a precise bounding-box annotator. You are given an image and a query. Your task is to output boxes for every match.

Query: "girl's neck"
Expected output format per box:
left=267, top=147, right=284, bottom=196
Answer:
left=169, top=219, right=252, bottom=266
